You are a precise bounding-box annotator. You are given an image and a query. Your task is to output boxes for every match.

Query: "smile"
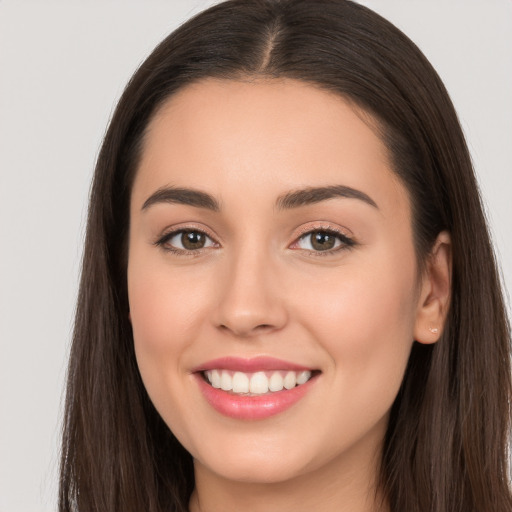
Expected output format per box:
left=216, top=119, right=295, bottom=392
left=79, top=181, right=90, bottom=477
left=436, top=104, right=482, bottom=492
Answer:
left=203, top=369, right=312, bottom=395
left=193, top=357, right=320, bottom=420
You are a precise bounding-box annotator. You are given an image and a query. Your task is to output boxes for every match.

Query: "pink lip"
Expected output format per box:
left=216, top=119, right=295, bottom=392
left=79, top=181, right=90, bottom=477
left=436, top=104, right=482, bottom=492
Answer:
left=192, top=356, right=314, bottom=373
left=192, top=357, right=319, bottom=420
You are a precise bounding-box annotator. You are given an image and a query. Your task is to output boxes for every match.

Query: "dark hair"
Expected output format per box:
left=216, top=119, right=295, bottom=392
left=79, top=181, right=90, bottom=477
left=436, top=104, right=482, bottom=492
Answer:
left=60, top=1, right=512, bottom=511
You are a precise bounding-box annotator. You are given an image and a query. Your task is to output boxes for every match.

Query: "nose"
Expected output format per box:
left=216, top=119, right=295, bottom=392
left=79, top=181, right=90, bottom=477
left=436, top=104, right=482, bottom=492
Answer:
left=212, top=248, right=288, bottom=338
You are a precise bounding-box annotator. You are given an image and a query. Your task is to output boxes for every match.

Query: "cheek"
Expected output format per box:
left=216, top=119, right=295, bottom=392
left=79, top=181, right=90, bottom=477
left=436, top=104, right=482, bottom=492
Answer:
left=127, top=250, right=201, bottom=396
left=127, top=257, right=209, bottom=445
left=128, top=250, right=210, bottom=350
left=293, top=247, right=418, bottom=397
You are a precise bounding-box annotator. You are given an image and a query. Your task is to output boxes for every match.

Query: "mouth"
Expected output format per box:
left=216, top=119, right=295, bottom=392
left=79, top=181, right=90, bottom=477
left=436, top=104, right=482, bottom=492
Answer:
left=201, top=369, right=318, bottom=396
left=193, top=357, right=321, bottom=420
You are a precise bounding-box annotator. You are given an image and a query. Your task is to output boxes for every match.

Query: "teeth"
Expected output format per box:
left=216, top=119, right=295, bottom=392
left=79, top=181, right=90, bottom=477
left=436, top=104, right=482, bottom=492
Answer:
left=249, top=372, right=269, bottom=394
left=220, top=371, right=232, bottom=391
left=211, top=369, right=221, bottom=388
left=269, top=372, right=284, bottom=392
left=232, top=372, right=249, bottom=393
left=204, top=369, right=312, bottom=395
left=296, top=370, right=311, bottom=385
left=283, top=371, right=296, bottom=390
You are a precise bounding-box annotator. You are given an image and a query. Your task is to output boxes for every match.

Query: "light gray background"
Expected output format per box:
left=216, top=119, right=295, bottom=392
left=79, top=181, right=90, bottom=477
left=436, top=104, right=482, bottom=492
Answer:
left=0, top=1, right=510, bottom=511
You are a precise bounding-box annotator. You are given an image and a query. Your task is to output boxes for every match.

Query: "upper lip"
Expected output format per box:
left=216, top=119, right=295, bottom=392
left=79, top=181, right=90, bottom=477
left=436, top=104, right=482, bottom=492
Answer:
left=192, top=356, right=316, bottom=373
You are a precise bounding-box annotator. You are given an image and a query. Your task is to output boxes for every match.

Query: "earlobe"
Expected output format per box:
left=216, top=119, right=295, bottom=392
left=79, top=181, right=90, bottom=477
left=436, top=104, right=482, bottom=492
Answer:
left=414, top=231, right=452, bottom=344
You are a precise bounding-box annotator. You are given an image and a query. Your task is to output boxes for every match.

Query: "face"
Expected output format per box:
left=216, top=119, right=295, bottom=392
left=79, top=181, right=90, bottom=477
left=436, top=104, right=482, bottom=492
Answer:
left=128, top=78, right=424, bottom=487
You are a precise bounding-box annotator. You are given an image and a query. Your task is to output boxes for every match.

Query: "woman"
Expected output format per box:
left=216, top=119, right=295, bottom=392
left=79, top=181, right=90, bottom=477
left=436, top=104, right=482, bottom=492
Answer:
left=59, top=1, right=512, bottom=511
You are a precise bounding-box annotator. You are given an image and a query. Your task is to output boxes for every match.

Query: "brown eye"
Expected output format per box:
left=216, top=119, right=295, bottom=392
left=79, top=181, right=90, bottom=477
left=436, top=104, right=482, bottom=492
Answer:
left=181, top=231, right=206, bottom=250
left=310, top=231, right=337, bottom=251
left=295, top=229, right=354, bottom=254
left=157, top=229, right=217, bottom=253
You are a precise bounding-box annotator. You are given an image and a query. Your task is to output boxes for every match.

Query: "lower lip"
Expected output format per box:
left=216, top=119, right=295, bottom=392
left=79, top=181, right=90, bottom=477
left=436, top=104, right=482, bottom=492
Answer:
left=194, top=373, right=318, bottom=420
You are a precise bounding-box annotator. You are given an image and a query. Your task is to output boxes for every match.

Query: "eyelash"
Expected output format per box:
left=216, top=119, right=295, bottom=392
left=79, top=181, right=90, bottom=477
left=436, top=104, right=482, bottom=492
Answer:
left=154, top=225, right=356, bottom=258
left=294, top=225, right=356, bottom=256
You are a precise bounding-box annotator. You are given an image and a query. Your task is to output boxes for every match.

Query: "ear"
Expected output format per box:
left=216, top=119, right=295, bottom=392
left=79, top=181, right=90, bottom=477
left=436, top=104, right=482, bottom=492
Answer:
left=414, top=231, right=452, bottom=344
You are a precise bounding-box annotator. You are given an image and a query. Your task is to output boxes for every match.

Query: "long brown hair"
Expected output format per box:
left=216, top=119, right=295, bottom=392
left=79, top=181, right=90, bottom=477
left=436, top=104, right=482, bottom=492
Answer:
left=59, top=1, right=512, bottom=510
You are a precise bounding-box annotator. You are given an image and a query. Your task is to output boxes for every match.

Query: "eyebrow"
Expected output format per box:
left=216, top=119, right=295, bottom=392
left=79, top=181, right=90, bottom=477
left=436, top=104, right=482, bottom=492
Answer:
left=141, top=184, right=378, bottom=212
left=275, top=185, right=378, bottom=210
left=142, top=186, right=221, bottom=212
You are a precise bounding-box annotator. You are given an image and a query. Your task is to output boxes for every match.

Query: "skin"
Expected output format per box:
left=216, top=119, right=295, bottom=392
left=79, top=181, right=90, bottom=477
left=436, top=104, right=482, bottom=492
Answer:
left=127, top=78, right=451, bottom=512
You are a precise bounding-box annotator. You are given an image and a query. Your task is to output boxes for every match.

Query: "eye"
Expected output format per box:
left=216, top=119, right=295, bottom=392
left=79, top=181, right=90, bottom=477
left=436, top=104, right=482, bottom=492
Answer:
left=294, top=229, right=355, bottom=254
left=155, top=229, right=217, bottom=254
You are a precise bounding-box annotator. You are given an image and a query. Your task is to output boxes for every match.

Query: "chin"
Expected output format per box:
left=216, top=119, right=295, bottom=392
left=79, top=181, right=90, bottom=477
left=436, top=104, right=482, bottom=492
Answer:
left=198, top=454, right=313, bottom=485
left=190, top=431, right=327, bottom=485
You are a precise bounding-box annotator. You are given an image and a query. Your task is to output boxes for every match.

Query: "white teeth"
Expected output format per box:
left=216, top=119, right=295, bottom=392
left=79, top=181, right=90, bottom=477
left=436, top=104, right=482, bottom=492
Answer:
left=232, top=371, right=249, bottom=393
left=249, top=372, right=269, bottom=394
left=268, top=372, right=284, bottom=392
left=204, top=369, right=313, bottom=395
left=283, top=371, right=296, bottom=390
left=220, top=371, right=232, bottom=391
left=211, top=369, right=221, bottom=388
left=296, top=370, right=311, bottom=385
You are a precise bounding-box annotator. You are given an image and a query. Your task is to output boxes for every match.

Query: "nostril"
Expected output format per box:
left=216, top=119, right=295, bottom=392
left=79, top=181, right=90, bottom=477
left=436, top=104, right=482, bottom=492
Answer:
left=218, top=322, right=277, bottom=337
left=219, top=324, right=275, bottom=336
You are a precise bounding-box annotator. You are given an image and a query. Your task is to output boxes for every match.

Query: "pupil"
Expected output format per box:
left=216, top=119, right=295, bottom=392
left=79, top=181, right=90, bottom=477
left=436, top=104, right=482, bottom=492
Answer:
left=311, top=231, right=335, bottom=251
left=182, top=231, right=205, bottom=250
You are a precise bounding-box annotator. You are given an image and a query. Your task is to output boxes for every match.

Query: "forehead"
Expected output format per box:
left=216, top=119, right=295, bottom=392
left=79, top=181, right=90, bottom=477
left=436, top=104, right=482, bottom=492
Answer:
left=132, top=77, right=410, bottom=218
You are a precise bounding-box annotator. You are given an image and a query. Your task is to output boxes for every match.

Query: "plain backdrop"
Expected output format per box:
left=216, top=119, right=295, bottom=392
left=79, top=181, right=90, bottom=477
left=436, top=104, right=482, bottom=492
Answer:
left=0, top=1, right=511, bottom=511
